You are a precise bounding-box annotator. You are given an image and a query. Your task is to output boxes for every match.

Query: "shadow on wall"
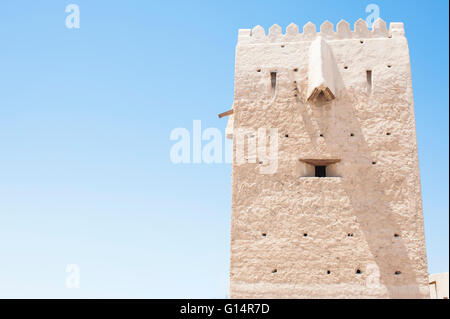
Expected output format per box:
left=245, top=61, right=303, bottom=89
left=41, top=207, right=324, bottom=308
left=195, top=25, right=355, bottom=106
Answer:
left=297, top=47, right=427, bottom=298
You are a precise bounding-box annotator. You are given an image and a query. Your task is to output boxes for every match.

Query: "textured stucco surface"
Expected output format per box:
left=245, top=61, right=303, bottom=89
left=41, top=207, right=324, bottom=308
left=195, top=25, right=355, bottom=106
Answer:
left=228, top=19, right=429, bottom=299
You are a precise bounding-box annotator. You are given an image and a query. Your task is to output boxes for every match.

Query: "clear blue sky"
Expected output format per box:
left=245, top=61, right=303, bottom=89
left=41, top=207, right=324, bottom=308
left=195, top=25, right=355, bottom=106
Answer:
left=0, top=0, right=448, bottom=298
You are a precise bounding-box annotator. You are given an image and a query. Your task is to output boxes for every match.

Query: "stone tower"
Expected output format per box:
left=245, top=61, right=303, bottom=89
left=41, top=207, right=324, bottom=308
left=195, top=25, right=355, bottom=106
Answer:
left=225, top=19, right=429, bottom=298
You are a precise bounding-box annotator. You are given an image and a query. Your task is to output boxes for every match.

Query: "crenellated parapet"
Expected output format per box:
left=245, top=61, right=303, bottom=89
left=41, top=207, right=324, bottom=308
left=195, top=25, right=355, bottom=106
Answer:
left=238, top=18, right=403, bottom=44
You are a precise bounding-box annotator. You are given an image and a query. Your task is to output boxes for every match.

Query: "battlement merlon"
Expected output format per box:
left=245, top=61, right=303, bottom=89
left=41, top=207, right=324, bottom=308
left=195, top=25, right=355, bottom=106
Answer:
left=237, top=19, right=404, bottom=44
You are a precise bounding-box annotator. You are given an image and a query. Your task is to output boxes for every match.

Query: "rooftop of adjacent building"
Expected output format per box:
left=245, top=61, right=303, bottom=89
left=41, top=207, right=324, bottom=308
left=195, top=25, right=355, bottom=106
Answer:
left=429, top=272, right=449, bottom=299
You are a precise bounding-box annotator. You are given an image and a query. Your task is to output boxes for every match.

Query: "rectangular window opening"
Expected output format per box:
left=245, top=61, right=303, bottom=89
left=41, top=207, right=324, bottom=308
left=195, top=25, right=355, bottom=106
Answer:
left=271, top=71, right=277, bottom=96
left=315, top=165, right=327, bottom=178
left=366, top=70, right=372, bottom=94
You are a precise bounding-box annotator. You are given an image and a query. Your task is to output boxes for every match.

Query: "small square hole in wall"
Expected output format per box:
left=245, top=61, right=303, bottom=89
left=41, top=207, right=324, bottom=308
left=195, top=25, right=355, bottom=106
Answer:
left=315, top=166, right=327, bottom=177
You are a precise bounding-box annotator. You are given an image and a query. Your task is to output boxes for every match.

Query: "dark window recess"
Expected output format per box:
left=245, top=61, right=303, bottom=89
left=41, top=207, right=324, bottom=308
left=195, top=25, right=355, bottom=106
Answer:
left=271, top=72, right=277, bottom=96
left=315, top=166, right=327, bottom=178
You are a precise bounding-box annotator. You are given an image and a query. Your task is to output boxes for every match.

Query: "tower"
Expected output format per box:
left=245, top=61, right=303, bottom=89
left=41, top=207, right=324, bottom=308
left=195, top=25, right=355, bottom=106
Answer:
left=225, top=19, right=429, bottom=298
